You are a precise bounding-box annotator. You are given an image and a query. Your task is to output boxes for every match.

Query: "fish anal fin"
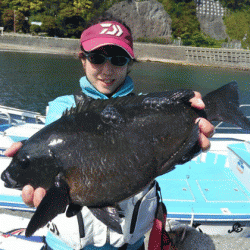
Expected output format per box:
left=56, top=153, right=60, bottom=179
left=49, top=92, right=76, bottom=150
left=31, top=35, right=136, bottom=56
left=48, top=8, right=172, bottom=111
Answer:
left=25, top=173, right=70, bottom=237
left=89, top=206, right=123, bottom=234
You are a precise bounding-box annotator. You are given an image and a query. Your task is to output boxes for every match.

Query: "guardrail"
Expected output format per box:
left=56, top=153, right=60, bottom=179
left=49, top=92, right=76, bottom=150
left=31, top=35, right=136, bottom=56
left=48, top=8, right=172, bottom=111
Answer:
left=186, top=48, right=250, bottom=67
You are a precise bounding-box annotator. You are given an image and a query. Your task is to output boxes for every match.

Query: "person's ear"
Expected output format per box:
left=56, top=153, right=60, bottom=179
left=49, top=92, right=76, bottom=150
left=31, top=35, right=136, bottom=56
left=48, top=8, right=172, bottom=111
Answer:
left=81, top=58, right=86, bottom=70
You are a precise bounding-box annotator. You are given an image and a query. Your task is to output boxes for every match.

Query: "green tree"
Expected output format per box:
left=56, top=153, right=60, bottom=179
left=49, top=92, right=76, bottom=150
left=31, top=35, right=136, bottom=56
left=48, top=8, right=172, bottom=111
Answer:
left=56, top=7, right=86, bottom=38
left=41, top=16, right=57, bottom=36
left=2, top=9, right=14, bottom=31
left=223, top=10, right=250, bottom=41
left=73, top=0, right=93, bottom=17
left=1, top=0, right=45, bottom=21
left=0, top=0, right=125, bottom=37
left=162, top=0, right=200, bottom=43
left=41, top=0, right=61, bottom=17
left=219, top=0, right=250, bottom=10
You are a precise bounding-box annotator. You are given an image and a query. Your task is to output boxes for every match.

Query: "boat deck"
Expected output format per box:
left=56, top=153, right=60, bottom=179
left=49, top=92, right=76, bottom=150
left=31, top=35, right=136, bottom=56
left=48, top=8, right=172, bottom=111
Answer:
left=157, top=150, right=250, bottom=221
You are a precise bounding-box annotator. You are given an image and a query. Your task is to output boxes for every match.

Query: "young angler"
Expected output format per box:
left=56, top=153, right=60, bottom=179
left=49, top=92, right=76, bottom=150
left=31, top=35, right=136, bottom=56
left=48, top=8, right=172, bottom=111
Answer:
left=6, top=16, right=214, bottom=250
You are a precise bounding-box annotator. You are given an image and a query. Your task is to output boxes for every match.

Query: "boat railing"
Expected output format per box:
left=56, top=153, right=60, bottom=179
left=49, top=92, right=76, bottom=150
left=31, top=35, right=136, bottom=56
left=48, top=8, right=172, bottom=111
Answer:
left=214, top=104, right=250, bottom=133
left=0, top=110, right=11, bottom=125
left=0, top=105, right=45, bottom=126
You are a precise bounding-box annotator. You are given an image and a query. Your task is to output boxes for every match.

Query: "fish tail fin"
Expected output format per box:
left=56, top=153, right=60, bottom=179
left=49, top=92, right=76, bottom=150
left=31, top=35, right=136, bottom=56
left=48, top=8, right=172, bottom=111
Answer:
left=25, top=175, right=70, bottom=237
left=203, top=81, right=250, bottom=132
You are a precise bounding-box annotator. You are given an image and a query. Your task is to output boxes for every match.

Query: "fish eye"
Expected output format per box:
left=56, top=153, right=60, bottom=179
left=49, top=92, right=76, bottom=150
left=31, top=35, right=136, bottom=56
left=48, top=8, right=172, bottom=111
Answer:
left=20, top=155, right=30, bottom=169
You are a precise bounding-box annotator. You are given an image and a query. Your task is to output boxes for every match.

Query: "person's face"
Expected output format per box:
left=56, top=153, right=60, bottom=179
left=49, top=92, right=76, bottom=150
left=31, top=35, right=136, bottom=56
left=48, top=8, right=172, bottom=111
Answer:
left=81, top=46, right=132, bottom=95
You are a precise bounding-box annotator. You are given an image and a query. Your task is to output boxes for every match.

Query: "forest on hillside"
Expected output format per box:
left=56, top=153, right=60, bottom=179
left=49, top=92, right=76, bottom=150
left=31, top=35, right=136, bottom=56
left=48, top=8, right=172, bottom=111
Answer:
left=158, top=0, right=250, bottom=48
left=0, top=0, right=121, bottom=37
left=0, top=0, right=250, bottom=48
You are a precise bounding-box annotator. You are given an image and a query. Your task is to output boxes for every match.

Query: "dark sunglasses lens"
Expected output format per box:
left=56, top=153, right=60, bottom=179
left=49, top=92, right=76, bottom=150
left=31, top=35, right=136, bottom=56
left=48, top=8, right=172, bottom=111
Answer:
left=111, top=56, right=129, bottom=66
left=88, top=54, right=106, bottom=64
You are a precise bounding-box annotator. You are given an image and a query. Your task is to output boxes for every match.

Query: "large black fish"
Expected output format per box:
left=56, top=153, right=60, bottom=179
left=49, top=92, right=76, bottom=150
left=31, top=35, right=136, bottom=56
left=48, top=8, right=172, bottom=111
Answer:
left=1, top=82, right=250, bottom=237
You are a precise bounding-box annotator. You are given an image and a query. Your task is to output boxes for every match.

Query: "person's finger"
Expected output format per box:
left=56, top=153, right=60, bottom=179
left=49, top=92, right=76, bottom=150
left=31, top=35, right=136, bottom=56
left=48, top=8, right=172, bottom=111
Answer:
left=4, top=142, right=23, bottom=157
left=198, top=133, right=211, bottom=152
left=196, top=118, right=215, bottom=138
left=190, top=91, right=205, bottom=110
left=22, top=185, right=35, bottom=207
left=33, top=187, right=46, bottom=208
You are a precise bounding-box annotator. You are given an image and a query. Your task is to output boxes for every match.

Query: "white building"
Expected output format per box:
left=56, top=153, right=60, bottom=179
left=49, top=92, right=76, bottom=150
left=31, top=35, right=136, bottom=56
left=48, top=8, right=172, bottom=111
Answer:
left=195, top=0, right=225, bottom=17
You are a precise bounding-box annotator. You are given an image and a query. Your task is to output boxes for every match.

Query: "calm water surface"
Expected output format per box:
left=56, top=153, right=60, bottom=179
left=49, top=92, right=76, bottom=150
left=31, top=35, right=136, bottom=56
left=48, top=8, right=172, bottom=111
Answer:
left=0, top=51, right=249, bottom=115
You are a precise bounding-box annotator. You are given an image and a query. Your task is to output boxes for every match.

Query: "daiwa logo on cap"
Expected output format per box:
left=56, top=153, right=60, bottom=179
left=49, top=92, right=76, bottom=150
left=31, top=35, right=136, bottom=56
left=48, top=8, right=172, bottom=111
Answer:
left=80, top=21, right=135, bottom=58
left=100, top=23, right=123, bottom=36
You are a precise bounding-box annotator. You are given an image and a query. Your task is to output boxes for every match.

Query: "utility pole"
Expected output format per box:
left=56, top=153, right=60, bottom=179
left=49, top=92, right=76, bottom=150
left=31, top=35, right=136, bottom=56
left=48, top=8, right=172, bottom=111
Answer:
left=14, top=10, right=16, bottom=33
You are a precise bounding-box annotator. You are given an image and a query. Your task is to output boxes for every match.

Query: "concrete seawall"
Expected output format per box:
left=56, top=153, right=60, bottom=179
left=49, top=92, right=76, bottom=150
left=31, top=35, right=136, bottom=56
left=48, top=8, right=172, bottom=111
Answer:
left=1, top=34, right=250, bottom=69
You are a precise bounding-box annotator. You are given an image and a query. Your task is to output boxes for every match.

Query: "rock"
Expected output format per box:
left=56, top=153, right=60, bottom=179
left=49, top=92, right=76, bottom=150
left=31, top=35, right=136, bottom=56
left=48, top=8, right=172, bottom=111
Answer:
left=106, top=0, right=228, bottom=42
left=198, top=15, right=228, bottom=40
left=106, top=0, right=172, bottom=40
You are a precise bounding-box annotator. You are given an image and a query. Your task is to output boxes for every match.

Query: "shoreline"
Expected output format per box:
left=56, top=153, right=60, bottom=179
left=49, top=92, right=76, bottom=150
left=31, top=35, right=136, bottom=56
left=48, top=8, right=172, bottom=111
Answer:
left=1, top=42, right=250, bottom=71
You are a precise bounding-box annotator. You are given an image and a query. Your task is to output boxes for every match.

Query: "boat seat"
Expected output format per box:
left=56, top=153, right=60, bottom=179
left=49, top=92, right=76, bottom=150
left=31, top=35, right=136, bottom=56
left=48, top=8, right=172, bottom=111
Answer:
left=228, top=143, right=250, bottom=166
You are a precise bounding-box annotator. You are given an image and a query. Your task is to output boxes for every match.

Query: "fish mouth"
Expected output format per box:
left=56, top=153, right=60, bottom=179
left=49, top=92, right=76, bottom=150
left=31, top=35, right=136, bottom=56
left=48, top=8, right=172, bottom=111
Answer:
left=1, top=170, right=22, bottom=190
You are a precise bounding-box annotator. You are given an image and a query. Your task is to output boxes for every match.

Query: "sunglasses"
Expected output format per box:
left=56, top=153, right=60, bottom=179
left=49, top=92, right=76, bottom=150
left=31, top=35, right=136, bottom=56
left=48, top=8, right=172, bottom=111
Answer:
left=84, top=52, right=131, bottom=67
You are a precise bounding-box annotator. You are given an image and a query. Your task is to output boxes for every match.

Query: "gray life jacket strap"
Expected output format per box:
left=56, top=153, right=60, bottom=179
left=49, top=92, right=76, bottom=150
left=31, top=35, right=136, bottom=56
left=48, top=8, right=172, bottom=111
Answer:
left=130, top=181, right=157, bottom=234
left=77, top=212, right=85, bottom=239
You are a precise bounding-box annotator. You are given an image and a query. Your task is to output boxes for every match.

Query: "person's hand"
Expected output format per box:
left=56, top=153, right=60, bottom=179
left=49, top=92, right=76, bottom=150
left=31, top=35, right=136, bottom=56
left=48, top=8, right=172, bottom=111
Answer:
left=22, top=185, right=46, bottom=208
left=5, top=142, right=46, bottom=208
left=190, top=91, right=215, bottom=151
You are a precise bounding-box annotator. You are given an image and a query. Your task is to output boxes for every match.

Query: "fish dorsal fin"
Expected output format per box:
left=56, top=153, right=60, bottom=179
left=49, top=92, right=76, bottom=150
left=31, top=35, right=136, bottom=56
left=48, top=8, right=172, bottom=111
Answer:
left=25, top=173, right=70, bottom=237
left=141, top=89, right=194, bottom=110
left=61, top=89, right=195, bottom=118
left=62, top=101, right=90, bottom=117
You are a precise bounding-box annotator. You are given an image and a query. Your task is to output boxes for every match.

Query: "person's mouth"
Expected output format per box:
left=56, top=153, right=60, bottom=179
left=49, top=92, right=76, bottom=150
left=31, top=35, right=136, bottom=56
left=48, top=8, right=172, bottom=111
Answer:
left=100, top=79, right=115, bottom=86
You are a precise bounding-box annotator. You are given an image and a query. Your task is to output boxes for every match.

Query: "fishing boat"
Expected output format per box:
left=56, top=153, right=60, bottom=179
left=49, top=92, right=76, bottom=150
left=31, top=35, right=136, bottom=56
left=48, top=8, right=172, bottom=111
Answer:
left=0, top=104, right=250, bottom=244
left=157, top=104, right=250, bottom=237
left=0, top=105, right=46, bottom=249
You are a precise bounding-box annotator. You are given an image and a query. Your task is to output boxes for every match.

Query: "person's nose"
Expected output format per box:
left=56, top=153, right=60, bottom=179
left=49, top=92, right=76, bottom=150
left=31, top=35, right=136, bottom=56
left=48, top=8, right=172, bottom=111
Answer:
left=102, top=60, right=114, bottom=75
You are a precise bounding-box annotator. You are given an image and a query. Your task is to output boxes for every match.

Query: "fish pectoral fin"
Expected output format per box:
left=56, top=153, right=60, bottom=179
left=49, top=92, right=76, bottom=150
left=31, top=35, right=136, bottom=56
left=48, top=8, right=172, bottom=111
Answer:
left=66, top=203, right=83, bottom=217
left=89, top=206, right=123, bottom=234
left=25, top=174, right=70, bottom=237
